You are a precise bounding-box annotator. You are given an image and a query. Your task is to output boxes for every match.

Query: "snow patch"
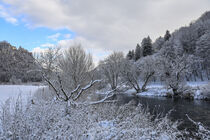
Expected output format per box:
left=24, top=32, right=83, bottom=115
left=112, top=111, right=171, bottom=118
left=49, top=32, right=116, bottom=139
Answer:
left=0, top=85, right=46, bottom=103
left=137, top=88, right=170, bottom=97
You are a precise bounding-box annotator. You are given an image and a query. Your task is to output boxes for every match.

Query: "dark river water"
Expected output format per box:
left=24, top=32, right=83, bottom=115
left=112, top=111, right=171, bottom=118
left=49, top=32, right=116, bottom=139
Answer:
left=113, top=94, right=210, bottom=132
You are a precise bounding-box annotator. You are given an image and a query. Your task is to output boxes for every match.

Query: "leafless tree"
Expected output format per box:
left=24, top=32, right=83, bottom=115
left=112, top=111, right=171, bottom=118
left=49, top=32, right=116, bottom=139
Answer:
left=160, top=54, right=193, bottom=96
left=159, top=39, right=194, bottom=96
left=121, top=55, right=159, bottom=93
left=36, top=47, right=61, bottom=79
left=121, top=59, right=141, bottom=92
left=99, top=52, right=124, bottom=90
left=137, top=55, right=160, bottom=91
left=58, top=45, right=94, bottom=89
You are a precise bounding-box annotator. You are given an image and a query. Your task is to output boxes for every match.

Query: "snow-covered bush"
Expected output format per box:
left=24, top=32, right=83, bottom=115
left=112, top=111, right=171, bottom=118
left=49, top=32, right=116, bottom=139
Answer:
left=193, top=82, right=210, bottom=100
left=0, top=93, right=184, bottom=140
left=1, top=89, right=209, bottom=139
left=201, top=83, right=210, bottom=99
left=186, top=114, right=210, bottom=139
left=9, top=76, right=21, bottom=84
left=33, top=87, right=54, bottom=102
left=0, top=95, right=65, bottom=139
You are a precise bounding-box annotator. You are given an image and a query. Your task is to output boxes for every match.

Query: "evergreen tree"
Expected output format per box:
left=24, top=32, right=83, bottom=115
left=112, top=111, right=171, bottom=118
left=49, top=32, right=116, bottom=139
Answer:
left=142, top=36, right=152, bottom=57
left=164, top=30, right=171, bottom=41
left=131, top=50, right=135, bottom=60
left=134, top=43, right=141, bottom=61
left=126, top=50, right=133, bottom=60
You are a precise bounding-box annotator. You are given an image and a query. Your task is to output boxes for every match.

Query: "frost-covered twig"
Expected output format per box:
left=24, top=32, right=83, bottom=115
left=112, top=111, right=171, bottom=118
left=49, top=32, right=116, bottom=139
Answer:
left=186, top=114, right=210, bottom=139
left=73, top=80, right=101, bottom=101
left=89, top=88, right=117, bottom=105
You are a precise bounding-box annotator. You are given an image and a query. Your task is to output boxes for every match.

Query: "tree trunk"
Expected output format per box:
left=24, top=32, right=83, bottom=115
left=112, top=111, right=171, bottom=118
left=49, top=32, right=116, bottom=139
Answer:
left=172, top=88, right=180, bottom=97
left=142, top=72, right=154, bottom=92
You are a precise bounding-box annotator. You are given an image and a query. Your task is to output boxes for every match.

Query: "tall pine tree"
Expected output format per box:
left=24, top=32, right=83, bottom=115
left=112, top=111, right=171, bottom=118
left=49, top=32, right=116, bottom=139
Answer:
left=126, top=50, right=135, bottom=60
left=131, top=50, right=135, bottom=59
left=134, top=43, right=141, bottom=61
left=126, top=50, right=133, bottom=60
left=142, top=36, right=152, bottom=57
left=164, top=30, right=171, bottom=41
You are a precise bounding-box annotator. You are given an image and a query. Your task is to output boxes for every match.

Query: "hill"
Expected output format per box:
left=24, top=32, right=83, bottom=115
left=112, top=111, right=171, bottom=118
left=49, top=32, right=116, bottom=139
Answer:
left=0, top=41, right=42, bottom=83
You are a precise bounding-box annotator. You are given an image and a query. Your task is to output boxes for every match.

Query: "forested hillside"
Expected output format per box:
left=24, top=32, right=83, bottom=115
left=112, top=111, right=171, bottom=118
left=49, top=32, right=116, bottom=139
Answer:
left=0, top=41, right=42, bottom=83
left=127, top=11, right=210, bottom=81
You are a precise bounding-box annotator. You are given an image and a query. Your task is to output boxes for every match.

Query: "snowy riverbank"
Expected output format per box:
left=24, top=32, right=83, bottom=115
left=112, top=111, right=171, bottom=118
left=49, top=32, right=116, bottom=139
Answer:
left=123, top=82, right=210, bottom=100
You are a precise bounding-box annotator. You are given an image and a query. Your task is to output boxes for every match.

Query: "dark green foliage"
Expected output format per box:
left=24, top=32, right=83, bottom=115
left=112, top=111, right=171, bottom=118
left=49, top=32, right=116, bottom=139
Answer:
left=134, top=43, right=141, bottom=61
left=126, top=49, right=135, bottom=60
left=164, top=30, right=171, bottom=41
left=126, top=50, right=132, bottom=60
left=142, top=36, right=152, bottom=57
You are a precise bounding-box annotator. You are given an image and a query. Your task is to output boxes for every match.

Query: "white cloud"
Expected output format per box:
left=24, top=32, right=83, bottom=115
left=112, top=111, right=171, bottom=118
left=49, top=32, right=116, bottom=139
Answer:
left=0, top=4, right=18, bottom=25
left=63, top=34, right=71, bottom=39
left=32, top=47, right=47, bottom=54
left=1, top=0, right=210, bottom=60
left=32, top=36, right=111, bottom=64
left=57, top=36, right=111, bottom=64
left=40, top=43, right=54, bottom=48
left=47, top=33, right=61, bottom=41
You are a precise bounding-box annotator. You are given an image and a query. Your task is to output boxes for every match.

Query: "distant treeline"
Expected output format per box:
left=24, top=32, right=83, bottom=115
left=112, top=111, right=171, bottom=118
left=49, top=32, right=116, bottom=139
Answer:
left=0, top=41, right=42, bottom=83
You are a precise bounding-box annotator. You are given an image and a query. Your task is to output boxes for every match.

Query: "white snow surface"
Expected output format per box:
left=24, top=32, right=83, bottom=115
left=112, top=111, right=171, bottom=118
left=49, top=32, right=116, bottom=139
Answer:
left=0, top=85, right=46, bottom=104
left=124, top=82, right=210, bottom=99
left=138, top=88, right=169, bottom=97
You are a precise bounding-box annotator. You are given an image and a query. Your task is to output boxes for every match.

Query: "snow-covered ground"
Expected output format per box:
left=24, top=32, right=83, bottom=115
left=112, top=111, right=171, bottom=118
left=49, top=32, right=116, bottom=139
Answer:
left=123, top=82, right=210, bottom=99
left=0, top=85, right=46, bottom=104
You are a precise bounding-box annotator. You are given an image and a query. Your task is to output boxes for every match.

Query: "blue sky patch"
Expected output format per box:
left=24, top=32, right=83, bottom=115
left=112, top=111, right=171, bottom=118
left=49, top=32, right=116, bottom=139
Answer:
left=0, top=17, right=75, bottom=51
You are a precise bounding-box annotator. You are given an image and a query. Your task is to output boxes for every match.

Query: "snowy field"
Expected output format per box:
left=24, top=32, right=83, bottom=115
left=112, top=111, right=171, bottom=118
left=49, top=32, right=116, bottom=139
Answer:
left=0, top=85, right=46, bottom=104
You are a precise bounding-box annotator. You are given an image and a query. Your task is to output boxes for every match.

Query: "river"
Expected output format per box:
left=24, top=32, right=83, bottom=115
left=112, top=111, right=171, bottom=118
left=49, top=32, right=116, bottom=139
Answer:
left=114, top=94, right=210, bottom=133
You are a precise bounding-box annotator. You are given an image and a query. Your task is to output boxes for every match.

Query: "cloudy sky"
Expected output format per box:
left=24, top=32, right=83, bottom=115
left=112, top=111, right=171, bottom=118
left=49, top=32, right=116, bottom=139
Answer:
left=0, top=0, right=209, bottom=63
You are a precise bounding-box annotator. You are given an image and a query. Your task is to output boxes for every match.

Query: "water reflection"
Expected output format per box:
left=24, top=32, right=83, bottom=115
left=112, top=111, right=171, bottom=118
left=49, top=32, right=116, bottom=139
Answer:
left=114, top=94, right=210, bottom=131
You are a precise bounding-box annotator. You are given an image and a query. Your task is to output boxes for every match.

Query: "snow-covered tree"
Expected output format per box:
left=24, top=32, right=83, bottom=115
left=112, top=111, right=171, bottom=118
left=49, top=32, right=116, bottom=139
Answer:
left=35, top=45, right=100, bottom=106
left=178, top=26, right=198, bottom=54
left=196, top=32, right=210, bottom=67
left=196, top=32, right=210, bottom=80
left=0, top=41, right=41, bottom=83
left=137, top=55, right=160, bottom=91
left=121, top=55, right=160, bottom=93
left=37, top=47, right=60, bottom=79
left=126, top=50, right=133, bottom=60
left=152, top=37, right=165, bottom=52
left=58, top=45, right=94, bottom=89
left=121, top=59, right=141, bottom=92
left=159, top=38, right=194, bottom=96
left=99, top=52, right=124, bottom=90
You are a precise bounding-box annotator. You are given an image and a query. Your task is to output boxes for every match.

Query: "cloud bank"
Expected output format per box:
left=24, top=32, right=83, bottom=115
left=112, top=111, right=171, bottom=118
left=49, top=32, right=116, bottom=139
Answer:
left=1, top=0, right=210, bottom=62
